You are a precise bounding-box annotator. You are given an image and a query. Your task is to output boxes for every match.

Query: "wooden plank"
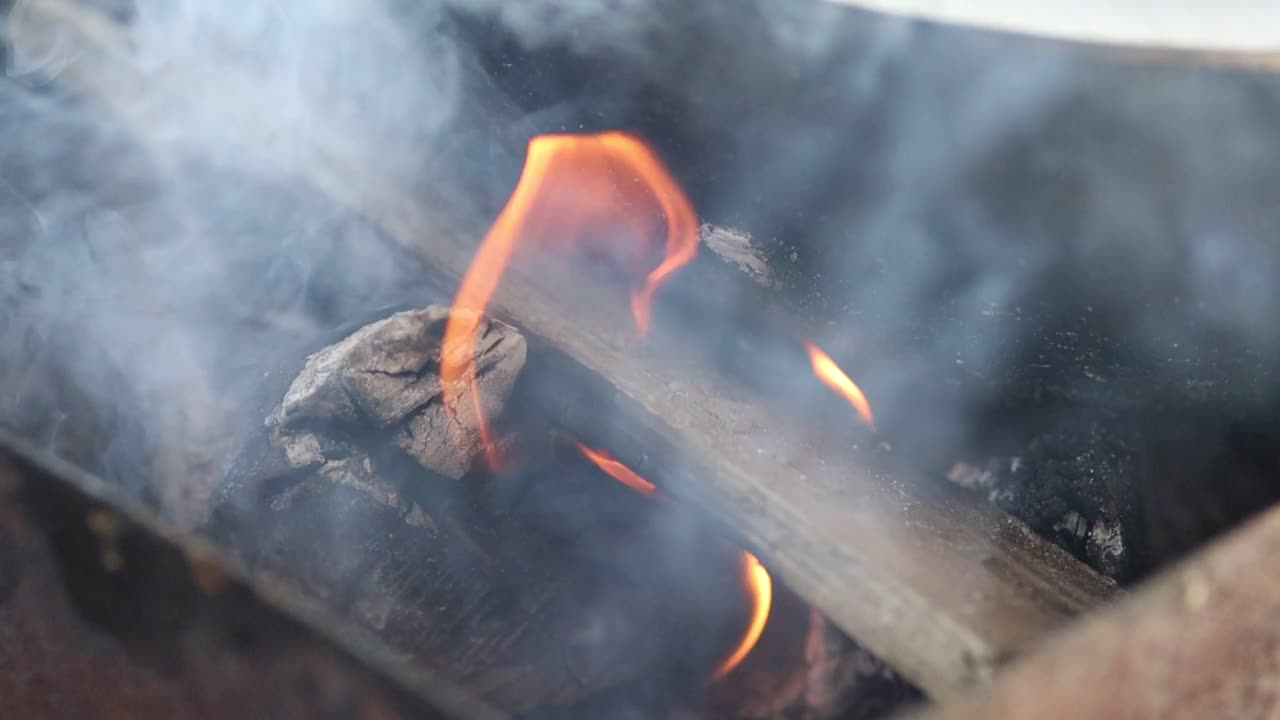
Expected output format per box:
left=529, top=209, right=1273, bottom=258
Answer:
left=915, top=503, right=1280, bottom=720
left=9, top=0, right=1118, bottom=697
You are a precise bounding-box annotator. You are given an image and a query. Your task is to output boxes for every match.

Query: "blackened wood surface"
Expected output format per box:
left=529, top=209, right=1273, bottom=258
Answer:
left=15, top=0, right=1118, bottom=698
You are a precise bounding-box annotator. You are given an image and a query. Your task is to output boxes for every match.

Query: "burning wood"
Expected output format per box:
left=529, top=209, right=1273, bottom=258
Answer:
left=20, top=1, right=1122, bottom=703
left=440, top=131, right=700, bottom=464
left=450, top=132, right=1118, bottom=697
left=432, top=128, right=879, bottom=692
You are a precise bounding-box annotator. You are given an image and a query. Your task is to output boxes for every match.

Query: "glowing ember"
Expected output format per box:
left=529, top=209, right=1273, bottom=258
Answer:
left=441, top=132, right=700, bottom=469
left=574, top=441, right=772, bottom=680
left=803, top=340, right=875, bottom=427
left=574, top=441, right=658, bottom=498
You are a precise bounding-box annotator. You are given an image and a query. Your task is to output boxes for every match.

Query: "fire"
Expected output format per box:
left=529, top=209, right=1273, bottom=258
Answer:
left=441, top=132, right=700, bottom=468
left=574, top=441, right=658, bottom=498
left=803, top=341, right=875, bottom=427
left=711, top=551, right=773, bottom=680
left=575, top=441, right=772, bottom=679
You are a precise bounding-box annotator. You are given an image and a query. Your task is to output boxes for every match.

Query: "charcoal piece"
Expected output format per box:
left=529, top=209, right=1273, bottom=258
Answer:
left=270, top=305, right=526, bottom=480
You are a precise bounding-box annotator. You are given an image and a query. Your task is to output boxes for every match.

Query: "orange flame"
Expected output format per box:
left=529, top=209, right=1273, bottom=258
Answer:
left=442, top=132, right=700, bottom=469
left=712, top=551, right=773, bottom=680
left=574, top=441, right=772, bottom=680
left=803, top=340, right=875, bottom=427
left=574, top=441, right=658, bottom=498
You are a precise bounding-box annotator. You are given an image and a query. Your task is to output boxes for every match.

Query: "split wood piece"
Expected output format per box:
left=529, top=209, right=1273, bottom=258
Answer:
left=916, top=503, right=1280, bottom=720
left=15, top=1, right=1117, bottom=697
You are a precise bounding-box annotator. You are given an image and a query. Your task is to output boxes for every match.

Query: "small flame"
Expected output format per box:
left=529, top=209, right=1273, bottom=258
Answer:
left=442, top=132, right=699, bottom=468
left=574, top=441, right=772, bottom=680
left=803, top=340, right=875, bottom=427
left=712, top=551, right=773, bottom=680
left=574, top=441, right=658, bottom=498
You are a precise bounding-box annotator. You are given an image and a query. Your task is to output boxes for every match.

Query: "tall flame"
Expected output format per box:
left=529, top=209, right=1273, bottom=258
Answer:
left=575, top=441, right=772, bottom=679
left=442, top=132, right=700, bottom=469
left=803, top=340, right=875, bottom=427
